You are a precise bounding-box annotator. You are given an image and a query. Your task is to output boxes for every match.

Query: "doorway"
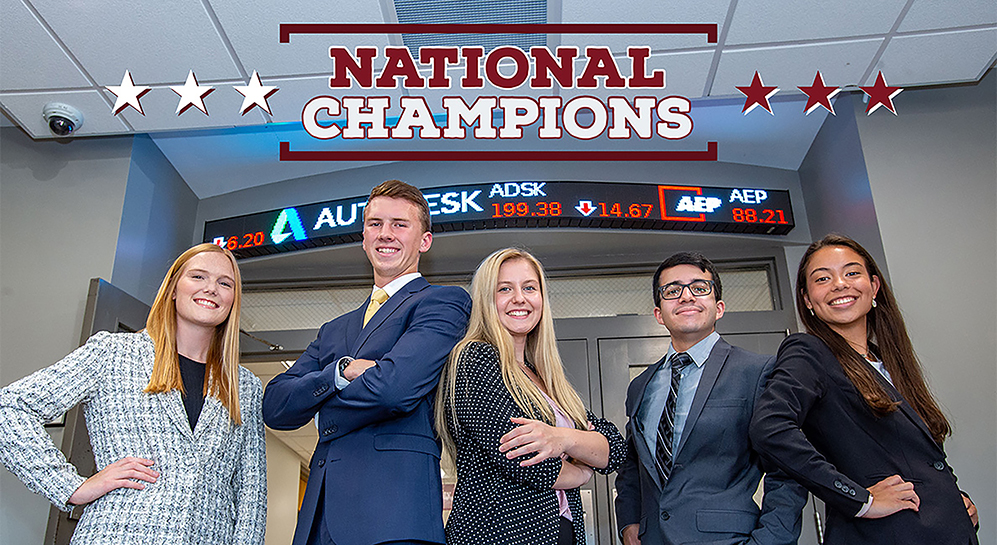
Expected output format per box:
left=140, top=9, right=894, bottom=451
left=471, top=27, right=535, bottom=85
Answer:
left=45, top=279, right=151, bottom=545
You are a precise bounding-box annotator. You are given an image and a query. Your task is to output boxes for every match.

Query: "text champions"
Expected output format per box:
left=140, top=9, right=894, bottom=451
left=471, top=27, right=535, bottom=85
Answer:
left=302, top=46, right=694, bottom=141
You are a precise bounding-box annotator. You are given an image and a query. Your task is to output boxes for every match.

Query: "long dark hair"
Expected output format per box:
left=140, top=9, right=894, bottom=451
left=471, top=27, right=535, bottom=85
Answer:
left=796, top=234, right=950, bottom=445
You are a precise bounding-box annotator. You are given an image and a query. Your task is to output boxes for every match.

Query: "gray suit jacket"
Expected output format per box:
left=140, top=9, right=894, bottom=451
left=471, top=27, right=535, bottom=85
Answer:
left=0, top=331, right=266, bottom=545
left=614, top=337, right=806, bottom=545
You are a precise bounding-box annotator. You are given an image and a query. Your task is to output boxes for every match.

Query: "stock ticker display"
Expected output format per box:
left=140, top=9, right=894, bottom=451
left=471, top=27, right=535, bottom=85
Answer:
left=204, top=181, right=794, bottom=258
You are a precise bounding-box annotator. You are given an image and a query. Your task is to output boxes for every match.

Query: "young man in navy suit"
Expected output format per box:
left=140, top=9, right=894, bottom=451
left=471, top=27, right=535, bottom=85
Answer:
left=263, top=180, right=472, bottom=545
left=614, top=252, right=807, bottom=545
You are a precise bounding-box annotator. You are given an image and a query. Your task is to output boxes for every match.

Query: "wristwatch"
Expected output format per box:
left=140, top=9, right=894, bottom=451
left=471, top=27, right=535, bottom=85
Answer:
left=337, top=356, right=355, bottom=381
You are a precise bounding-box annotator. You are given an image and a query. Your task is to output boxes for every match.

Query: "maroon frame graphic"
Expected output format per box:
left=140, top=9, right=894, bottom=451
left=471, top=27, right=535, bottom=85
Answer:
left=279, top=23, right=718, bottom=162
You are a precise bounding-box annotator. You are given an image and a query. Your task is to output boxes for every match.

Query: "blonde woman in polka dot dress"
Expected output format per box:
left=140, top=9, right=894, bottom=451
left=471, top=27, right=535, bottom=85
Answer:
left=436, top=248, right=625, bottom=545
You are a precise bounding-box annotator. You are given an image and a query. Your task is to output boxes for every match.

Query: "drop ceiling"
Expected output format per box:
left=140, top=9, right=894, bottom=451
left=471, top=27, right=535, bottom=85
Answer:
left=1, top=0, right=994, bottom=199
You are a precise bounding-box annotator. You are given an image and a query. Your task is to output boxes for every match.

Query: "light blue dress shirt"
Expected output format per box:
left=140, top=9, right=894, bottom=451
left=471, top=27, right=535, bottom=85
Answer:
left=867, top=356, right=893, bottom=385
left=637, top=331, right=721, bottom=458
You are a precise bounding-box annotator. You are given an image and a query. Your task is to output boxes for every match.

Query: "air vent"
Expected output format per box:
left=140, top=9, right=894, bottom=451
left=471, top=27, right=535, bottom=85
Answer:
left=394, top=0, right=547, bottom=54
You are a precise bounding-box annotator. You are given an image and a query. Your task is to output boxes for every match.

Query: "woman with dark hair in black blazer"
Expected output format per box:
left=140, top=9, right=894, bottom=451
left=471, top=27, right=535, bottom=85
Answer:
left=750, top=234, right=979, bottom=544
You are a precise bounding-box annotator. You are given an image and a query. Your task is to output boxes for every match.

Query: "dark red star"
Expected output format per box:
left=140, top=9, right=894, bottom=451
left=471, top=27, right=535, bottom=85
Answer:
left=860, top=71, right=902, bottom=115
left=736, top=71, right=779, bottom=115
left=799, top=71, right=839, bottom=115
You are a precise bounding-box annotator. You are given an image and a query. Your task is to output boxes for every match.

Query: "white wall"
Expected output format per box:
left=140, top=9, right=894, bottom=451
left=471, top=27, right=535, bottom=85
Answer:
left=0, top=126, right=133, bottom=545
left=264, top=432, right=304, bottom=545
left=796, top=93, right=889, bottom=278
left=0, top=126, right=202, bottom=544
left=111, top=134, right=199, bottom=305
left=855, top=70, right=996, bottom=544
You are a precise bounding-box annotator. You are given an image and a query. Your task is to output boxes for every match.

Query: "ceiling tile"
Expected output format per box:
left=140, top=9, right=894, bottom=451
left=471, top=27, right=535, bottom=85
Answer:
left=106, top=78, right=268, bottom=134
left=209, top=0, right=391, bottom=77
left=0, top=89, right=129, bottom=139
left=726, top=0, right=908, bottom=45
left=559, top=35, right=715, bottom=56
left=265, top=74, right=406, bottom=124
left=0, top=1, right=91, bottom=91
left=30, top=0, right=243, bottom=86
left=560, top=0, right=730, bottom=52
left=899, top=0, right=997, bottom=31
left=713, top=39, right=883, bottom=98
left=561, top=0, right=731, bottom=24
left=562, top=49, right=714, bottom=102
left=872, top=28, right=997, bottom=86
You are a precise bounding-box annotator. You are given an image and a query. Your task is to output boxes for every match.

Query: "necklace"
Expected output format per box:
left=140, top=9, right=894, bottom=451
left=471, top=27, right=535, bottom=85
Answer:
left=845, top=339, right=871, bottom=359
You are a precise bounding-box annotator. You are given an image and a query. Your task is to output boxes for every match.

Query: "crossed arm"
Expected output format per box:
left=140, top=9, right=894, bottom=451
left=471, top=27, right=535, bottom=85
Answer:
left=263, top=288, right=472, bottom=439
left=450, top=342, right=625, bottom=491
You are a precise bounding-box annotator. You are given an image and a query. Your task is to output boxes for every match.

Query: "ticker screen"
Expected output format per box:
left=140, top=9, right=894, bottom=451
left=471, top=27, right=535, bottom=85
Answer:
left=204, top=181, right=794, bottom=258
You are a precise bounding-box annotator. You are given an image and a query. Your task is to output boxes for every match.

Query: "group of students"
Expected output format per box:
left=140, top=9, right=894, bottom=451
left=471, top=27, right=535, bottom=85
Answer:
left=0, top=179, right=980, bottom=545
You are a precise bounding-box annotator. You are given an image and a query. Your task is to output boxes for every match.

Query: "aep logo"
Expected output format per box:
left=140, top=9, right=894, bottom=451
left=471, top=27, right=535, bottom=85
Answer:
left=676, top=195, right=722, bottom=213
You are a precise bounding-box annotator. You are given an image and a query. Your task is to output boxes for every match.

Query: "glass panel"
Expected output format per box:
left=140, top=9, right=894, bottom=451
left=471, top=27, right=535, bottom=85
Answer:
left=240, top=266, right=775, bottom=330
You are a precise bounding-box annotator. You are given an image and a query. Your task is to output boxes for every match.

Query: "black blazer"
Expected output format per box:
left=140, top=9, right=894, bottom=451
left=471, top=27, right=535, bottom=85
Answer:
left=750, top=333, right=978, bottom=545
left=443, top=342, right=626, bottom=545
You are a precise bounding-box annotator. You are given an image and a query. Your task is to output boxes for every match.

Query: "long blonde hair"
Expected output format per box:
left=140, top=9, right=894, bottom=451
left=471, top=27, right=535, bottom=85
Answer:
left=436, top=248, right=588, bottom=466
left=144, top=243, right=244, bottom=425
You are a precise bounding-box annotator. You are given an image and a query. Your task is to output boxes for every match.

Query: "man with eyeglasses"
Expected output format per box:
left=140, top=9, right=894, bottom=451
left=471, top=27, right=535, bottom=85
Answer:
left=615, top=252, right=807, bottom=545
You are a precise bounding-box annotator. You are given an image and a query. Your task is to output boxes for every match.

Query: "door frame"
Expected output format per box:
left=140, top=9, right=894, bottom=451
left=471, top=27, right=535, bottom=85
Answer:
left=44, top=279, right=151, bottom=545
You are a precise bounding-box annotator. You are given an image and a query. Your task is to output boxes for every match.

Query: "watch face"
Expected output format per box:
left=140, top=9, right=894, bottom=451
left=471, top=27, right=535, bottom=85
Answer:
left=339, top=356, right=353, bottom=373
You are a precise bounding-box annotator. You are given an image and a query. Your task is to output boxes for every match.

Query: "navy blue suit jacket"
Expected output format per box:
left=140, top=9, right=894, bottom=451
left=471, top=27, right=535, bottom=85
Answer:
left=750, top=333, right=978, bottom=545
left=615, top=338, right=807, bottom=545
left=262, top=277, right=471, bottom=545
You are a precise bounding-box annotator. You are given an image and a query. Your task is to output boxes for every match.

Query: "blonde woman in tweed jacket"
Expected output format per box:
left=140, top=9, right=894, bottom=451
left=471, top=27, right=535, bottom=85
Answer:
left=0, top=243, right=266, bottom=545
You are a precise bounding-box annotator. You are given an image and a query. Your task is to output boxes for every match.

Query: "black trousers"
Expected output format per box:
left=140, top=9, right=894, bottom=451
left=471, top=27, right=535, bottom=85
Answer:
left=557, top=516, right=575, bottom=545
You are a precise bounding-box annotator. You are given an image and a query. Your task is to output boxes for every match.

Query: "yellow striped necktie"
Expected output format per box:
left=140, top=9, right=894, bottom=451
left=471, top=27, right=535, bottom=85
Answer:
left=362, top=288, right=389, bottom=327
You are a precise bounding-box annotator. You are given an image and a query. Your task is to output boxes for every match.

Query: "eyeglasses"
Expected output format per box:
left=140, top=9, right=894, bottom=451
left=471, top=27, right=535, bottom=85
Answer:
left=658, top=280, right=715, bottom=300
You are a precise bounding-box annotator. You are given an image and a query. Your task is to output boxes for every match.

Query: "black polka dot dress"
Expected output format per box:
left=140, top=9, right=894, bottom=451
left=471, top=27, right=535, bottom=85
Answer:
left=443, top=342, right=625, bottom=545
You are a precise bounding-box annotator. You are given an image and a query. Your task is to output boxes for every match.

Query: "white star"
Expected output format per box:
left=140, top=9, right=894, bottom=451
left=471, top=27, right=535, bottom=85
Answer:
left=106, top=70, right=151, bottom=116
left=234, top=71, right=278, bottom=115
left=170, top=71, right=214, bottom=115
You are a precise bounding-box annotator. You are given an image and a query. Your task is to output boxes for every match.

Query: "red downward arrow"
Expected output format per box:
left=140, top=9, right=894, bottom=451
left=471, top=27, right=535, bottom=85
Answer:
left=576, top=201, right=595, bottom=216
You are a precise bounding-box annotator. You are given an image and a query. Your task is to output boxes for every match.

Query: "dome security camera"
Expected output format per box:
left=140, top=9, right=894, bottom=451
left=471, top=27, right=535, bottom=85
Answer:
left=42, top=103, right=83, bottom=137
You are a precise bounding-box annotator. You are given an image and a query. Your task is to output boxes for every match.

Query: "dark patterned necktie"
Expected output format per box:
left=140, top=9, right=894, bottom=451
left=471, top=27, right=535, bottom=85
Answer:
left=654, top=352, right=693, bottom=483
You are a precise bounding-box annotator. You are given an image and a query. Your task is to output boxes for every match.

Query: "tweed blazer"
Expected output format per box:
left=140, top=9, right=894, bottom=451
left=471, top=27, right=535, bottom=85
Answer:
left=443, top=341, right=626, bottom=545
left=0, top=331, right=266, bottom=545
